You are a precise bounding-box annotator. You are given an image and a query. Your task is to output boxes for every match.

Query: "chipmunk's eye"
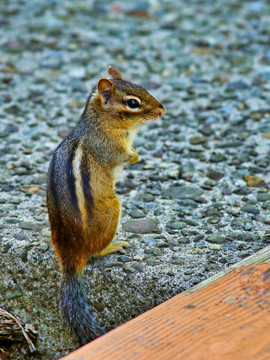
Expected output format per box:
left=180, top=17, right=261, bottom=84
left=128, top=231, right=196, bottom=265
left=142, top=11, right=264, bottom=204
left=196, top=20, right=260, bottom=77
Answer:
left=126, top=99, right=140, bottom=109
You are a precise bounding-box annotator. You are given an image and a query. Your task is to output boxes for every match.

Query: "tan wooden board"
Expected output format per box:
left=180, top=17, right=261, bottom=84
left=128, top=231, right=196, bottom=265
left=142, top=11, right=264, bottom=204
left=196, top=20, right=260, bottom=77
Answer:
left=61, top=246, right=270, bottom=360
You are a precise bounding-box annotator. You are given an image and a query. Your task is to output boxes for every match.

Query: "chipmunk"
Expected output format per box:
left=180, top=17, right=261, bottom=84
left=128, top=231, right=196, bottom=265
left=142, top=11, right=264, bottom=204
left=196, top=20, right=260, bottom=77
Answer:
left=46, top=66, right=165, bottom=346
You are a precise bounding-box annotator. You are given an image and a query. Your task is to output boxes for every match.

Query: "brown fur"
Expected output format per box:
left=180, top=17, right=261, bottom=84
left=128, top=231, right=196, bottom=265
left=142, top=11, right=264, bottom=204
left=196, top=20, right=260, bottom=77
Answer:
left=46, top=66, right=165, bottom=344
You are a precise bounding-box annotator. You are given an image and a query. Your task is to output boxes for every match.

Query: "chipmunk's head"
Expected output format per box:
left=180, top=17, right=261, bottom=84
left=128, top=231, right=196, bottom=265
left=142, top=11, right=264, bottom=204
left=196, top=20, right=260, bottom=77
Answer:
left=89, top=66, right=165, bottom=129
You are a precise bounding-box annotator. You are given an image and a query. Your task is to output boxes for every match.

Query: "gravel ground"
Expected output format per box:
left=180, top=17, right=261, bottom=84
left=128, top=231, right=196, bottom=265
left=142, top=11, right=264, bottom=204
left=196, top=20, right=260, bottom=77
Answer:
left=1, top=0, right=270, bottom=358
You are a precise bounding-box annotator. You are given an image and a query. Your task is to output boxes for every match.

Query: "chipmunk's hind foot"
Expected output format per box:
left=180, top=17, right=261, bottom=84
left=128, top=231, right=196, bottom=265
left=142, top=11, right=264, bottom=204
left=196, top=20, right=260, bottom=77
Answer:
left=97, top=241, right=130, bottom=256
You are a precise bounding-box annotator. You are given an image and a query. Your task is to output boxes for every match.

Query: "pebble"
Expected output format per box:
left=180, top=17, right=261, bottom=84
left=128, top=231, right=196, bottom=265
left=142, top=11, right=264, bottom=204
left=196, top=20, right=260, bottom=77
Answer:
left=184, top=219, right=199, bottom=227
left=207, top=217, right=220, bottom=224
left=209, top=152, right=227, bottom=163
left=204, top=179, right=218, bottom=187
left=122, top=219, right=160, bottom=234
left=129, top=210, right=145, bottom=219
left=166, top=220, right=186, bottom=230
left=189, top=136, right=207, bottom=145
left=262, top=133, right=270, bottom=139
left=144, top=248, right=163, bottom=256
left=38, top=243, right=49, bottom=252
left=235, top=233, right=258, bottom=242
left=188, top=248, right=204, bottom=254
left=257, top=193, right=270, bottom=202
left=209, top=244, right=221, bottom=250
left=262, top=201, right=270, bottom=210
left=171, top=258, right=185, bottom=265
left=162, top=185, right=202, bottom=200
left=144, top=238, right=157, bottom=246
left=131, top=255, right=143, bottom=263
left=5, top=218, right=20, bottom=224
left=194, top=196, right=208, bottom=204
left=241, top=204, right=260, bottom=215
left=132, top=193, right=154, bottom=202
left=166, top=239, right=179, bottom=247
left=206, top=234, right=226, bottom=244
left=147, top=259, right=160, bottom=266
left=19, top=185, right=40, bottom=194
left=5, top=288, right=23, bottom=299
left=178, top=237, right=190, bottom=244
left=226, top=81, right=249, bottom=91
left=228, top=208, right=241, bottom=217
left=193, top=234, right=204, bottom=242
left=243, top=175, right=266, bottom=187
left=20, top=222, right=42, bottom=232
left=13, top=233, right=26, bottom=241
left=207, top=170, right=224, bottom=181
left=131, top=264, right=145, bottom=273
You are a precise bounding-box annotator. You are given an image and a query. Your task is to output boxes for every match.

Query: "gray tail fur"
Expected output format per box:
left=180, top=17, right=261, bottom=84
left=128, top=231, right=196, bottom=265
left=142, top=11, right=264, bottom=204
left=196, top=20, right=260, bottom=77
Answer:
left=59, top=273, right=105, bottom=346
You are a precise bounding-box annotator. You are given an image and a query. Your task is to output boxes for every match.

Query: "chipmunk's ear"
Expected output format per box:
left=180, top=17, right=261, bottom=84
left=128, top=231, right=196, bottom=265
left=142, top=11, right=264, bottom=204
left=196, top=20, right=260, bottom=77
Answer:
left=108, top=66, right=122, bottom=80
left=97, top=78, right=115, bottom=105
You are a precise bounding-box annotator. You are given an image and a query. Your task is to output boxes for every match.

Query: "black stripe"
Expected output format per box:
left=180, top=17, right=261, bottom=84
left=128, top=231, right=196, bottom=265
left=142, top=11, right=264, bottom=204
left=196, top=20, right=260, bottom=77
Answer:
left=49, top=154, right=59, bottom=211
left=49, top=153, right=64, bottom=233
left=80, top=152, right=94, bottom=214
left=67, top=150, right=79, bottom=211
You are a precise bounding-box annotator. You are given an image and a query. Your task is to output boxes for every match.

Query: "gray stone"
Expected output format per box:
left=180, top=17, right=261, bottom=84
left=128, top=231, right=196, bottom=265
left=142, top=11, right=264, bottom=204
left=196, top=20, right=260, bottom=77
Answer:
left=144, top=248, right=163, bottom=257
left=184, top=219, right=199, bottom=227
left=122, top=219, right=160, bottom=234
left=257, top=193, right=270, bottom=202
left=131, top=264, right=145, bottom=272
left=226, top=81, right=249, bottom=91
left=189, top=135, right=207, bottom=145
left=162, top=185, right=202, bottom=200
left=233, top=233, right=258, bottom=242
left=207, top=170, right=224, bottom=181
left=262, top=201, right=270, bottom=210
left=5, top=218, right=20, bottom=224
left=166, top=220, right=186, bottom=230
left=241, top=204, right=260, bottom=215
left=20, top=222, right=42, bottom=232
left=206, top=234, right=226, bottom=244
left=167, top=239, right=179, bottom=247
left=129, top=210, right=145, bottom=219
left=146, top=259, right=160, bottom=266
left=5, top=288, right=23, bottom=299
left=132, top=193, right=154, bottom=202
left=209, top=152, right=227, bottom=163
left=13, top=233, right=26, bottom=241
left=171, top=258, right=185, bottom=265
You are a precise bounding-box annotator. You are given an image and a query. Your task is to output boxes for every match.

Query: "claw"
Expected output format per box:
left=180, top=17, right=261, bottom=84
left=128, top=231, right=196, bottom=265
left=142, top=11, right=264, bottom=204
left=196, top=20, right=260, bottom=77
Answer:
left=97, top=241, right=131, bottom=257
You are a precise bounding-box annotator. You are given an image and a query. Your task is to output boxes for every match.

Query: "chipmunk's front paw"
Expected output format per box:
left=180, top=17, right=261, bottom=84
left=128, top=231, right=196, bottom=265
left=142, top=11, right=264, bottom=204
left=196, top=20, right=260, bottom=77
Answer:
left=128, top=148, right=139, bottom=164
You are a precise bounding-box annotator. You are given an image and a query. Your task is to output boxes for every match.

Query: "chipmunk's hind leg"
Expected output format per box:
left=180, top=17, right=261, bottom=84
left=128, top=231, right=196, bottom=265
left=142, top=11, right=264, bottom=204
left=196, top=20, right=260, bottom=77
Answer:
left=93, top=196, right=130, bottom=257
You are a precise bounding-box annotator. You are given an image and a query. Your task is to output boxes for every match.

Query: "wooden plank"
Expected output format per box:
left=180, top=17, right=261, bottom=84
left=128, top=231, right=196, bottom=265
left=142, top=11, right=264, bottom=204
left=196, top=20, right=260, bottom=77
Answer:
left=61, top=262, right=270, bottom=360
left=185, top=244, right=270, bottom=294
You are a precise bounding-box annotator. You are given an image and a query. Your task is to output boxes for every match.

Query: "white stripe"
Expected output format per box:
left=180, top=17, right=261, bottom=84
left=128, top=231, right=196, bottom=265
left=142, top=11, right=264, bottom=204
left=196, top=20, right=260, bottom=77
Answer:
left=72, top=146, right=87, bottom=227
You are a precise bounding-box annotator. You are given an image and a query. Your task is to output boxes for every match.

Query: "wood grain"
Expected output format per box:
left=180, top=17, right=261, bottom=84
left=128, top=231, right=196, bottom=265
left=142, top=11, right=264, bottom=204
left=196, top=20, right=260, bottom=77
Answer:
left=61, top=260, right=270, bottom=360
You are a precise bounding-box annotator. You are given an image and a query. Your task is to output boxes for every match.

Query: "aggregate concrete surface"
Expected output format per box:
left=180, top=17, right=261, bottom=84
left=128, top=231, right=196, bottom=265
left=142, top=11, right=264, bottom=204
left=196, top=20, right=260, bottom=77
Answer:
left=0, top=0, right=270, bottom=358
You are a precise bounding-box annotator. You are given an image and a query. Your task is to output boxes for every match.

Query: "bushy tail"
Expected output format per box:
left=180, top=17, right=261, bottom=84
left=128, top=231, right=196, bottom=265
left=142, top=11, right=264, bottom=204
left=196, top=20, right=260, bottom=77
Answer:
left=59, top=273, right=105, bottom=346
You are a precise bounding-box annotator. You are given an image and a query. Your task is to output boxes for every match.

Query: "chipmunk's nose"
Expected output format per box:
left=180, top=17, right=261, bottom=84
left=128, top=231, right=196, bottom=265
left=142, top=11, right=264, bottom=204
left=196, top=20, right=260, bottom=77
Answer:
left=157, top=105, right=166, bottom=118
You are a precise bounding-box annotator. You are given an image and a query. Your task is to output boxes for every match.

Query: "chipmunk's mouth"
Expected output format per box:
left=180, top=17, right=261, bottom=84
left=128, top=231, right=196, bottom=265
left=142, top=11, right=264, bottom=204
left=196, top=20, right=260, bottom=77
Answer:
left=139, top=107, right=166, bottom=126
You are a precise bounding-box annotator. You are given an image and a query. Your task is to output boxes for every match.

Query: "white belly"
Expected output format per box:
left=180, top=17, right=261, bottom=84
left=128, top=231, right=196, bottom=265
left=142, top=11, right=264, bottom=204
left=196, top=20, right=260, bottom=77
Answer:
left=127, top=129, right=138, bottom=146
left=112, top=129, right=138, bottom=183
left=113, top=164, right=124, bottom=182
